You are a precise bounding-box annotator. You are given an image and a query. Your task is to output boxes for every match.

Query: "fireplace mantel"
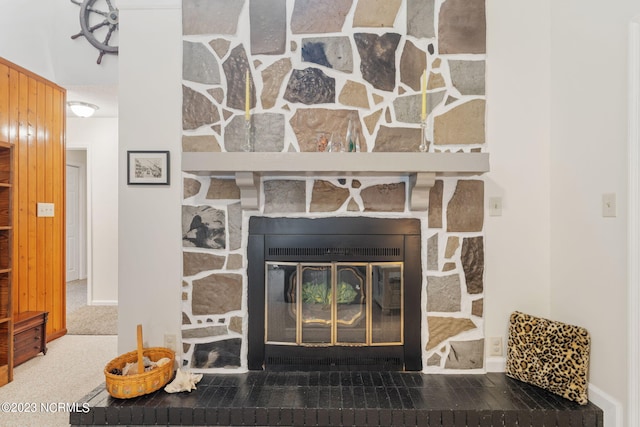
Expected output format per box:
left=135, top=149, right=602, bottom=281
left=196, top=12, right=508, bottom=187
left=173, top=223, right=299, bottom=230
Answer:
left=182, top=152, right=490, bottom=211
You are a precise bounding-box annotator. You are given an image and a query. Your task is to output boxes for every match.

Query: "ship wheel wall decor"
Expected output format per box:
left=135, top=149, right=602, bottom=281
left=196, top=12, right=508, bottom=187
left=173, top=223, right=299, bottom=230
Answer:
left=71, top=0, right=119, bottom=64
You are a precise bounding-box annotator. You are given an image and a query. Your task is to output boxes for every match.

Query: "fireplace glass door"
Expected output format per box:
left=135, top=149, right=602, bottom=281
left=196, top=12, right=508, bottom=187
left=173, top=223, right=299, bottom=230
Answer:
left=265, top=262, right=403, bottom=347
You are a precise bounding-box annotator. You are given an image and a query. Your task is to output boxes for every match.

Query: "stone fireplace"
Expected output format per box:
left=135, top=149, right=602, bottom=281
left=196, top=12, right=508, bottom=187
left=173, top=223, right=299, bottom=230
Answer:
left=180, top=0, right=488, bottom=373
left=182, top=173, right=486, bottom=373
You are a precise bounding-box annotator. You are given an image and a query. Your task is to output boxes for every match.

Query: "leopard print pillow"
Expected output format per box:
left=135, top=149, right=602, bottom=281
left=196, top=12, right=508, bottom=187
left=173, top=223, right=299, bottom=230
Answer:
left=505, top=311, right=590, bottom=405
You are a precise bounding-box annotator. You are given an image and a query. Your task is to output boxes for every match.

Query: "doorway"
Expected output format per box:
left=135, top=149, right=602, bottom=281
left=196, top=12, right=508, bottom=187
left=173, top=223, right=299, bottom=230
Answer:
left=66, top=149, right=88, bottom=312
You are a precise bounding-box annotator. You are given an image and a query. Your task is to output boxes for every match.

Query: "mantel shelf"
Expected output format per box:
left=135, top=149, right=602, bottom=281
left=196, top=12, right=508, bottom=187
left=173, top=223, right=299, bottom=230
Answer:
left=181, top=152, right=490, bottom=211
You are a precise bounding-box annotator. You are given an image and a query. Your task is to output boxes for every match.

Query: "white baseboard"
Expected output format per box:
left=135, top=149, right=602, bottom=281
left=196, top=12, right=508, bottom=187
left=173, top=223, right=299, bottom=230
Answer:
left=89, top=299, right=118, bottom=306
left=485, top=356, right=506, bottom=372
left=588, top=383, right=623, bottom=427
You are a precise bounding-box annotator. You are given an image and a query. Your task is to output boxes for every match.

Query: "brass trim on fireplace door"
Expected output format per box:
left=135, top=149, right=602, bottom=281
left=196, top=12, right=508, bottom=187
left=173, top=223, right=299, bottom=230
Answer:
left=264, top=261, right=404, bottom=347
left=264, top=262, right=300, bottom=347
left=296, top=263, right=302, bottom=345
left=370, top=262, right=405, bottom=346
left=331, top=263, right=337, bottom=345
left=366, top=263, right=372, bottom=345
left=334, top=263, right=368, bottom=346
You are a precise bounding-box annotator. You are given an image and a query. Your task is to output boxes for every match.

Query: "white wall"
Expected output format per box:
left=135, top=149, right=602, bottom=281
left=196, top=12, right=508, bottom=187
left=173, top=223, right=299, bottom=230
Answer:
left=482, top=0, right=634, bottom=421
left=49, top=0, right=119, bottom=85
left=67, top=117, right=119, bottom=304
left=0, top=0, right=118, bottom=86
left=484, top=0, right=552, bottom=345
left=0, top=0, right=55, bottom=80
left=549, top=0, right=636, bottom=412
left=117, top=0, right=182, bottom=353
left=628, top=16, right=640, bottom=427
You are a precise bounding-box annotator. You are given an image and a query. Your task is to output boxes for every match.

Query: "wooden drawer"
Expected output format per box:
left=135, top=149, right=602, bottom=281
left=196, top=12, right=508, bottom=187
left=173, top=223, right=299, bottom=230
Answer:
left=13, top=311, right=47, bottom=367
left=15, top=327, right=43, bottom=349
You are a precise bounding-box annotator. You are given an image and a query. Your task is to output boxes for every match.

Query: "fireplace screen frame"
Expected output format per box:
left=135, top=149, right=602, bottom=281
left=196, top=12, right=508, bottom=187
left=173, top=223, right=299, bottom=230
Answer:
left=248, top=217, right=422, bottom=371
left=265, top=261, right=405, bottom=347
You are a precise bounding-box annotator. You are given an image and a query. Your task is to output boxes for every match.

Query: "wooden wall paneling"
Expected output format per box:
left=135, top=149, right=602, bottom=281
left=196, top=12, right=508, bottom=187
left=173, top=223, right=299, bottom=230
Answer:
left=50, top=87, right=65, bottom=337
left=35, top=80, right=46, bottom=314
left=44, top=84, right=55, bottom=336
left=0, top=63, right=8, bottom=144
left=3, top=59, right=67, bottom=340
left=26, top=75, right=37, bottom=314
left=15, top=71, right=29, bottom=314
left=59, top=87, right=66, bottom=336
left=7, top=67, right=18, bottom=150
left=14, top=72, right=24, bottom=311
left=6, top=66, right=18, bottom=378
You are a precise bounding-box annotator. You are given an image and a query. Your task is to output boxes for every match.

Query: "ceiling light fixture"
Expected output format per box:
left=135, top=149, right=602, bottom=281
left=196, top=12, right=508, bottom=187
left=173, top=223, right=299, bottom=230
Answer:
left=67, top=101, right=99, bottom=118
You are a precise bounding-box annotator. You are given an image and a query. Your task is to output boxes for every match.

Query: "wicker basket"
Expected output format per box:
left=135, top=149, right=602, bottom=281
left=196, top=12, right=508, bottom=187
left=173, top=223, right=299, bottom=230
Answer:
left=104, top=325, right=175, bottom=399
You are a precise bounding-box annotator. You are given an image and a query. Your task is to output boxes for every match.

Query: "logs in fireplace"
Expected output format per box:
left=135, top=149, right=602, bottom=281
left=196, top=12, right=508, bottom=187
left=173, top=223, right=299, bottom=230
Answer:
left=247, top=217, right=422, bottom=371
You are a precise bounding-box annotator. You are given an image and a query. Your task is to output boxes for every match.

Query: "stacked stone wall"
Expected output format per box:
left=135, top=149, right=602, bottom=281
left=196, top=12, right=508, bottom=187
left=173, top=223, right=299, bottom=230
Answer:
left=181, top=0, right=487, bottom=372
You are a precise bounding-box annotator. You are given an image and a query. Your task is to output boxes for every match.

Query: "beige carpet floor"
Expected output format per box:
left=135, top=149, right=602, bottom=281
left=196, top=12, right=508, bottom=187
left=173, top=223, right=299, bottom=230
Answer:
left=66, top=305, right=118, bottom=335
left=0, top=335, right=117, bottom=427
left=0, top=281, right=119, bottom=426
left=66, top=279, right=117, bottom=335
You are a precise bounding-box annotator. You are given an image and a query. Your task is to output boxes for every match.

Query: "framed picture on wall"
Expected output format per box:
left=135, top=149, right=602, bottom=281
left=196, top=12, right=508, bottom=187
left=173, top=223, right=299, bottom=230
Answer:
left=127, top=150, right=170, bottom=185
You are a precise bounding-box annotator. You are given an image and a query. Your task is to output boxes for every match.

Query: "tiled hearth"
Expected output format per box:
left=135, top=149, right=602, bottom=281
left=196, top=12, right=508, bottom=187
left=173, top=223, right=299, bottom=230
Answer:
left=70, top=372, right=603, bottom=426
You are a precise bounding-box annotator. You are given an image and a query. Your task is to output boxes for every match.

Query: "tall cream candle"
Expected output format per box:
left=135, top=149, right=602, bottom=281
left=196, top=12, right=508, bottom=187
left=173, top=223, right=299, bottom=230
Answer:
left=245, top=70, right=250, bottom=121
left=421, top=70, right=427, bottom=122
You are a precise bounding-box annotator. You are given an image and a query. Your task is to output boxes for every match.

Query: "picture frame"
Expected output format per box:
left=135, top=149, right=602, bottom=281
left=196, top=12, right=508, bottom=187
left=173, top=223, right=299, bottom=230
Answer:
left=127, top=150, right=170, bottom=185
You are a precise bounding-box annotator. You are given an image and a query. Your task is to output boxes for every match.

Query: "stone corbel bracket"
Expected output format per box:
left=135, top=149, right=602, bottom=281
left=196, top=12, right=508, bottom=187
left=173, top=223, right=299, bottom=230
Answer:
left=408, top=172, right=437, bottom=211
left=235, top=172, right=260, bottom=211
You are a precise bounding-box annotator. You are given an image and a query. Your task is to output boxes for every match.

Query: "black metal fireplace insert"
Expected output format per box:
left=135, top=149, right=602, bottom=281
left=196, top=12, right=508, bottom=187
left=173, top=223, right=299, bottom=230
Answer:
left=247, top=217, right=422, bottom=371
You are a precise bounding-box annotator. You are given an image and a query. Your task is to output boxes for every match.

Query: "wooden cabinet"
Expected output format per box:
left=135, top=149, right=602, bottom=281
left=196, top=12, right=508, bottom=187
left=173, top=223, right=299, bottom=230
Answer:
left=13, top=311, right=47, bottom=367
left=0, top=135, right=13, bottom=386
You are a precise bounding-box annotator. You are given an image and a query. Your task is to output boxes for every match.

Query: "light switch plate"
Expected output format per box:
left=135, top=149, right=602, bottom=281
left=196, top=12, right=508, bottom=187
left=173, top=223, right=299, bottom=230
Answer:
left=602, top=193, right=616, bottom=217
left=37, top=202, right=55, bottom=217
left=488, top=197, right=502, bottom=216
